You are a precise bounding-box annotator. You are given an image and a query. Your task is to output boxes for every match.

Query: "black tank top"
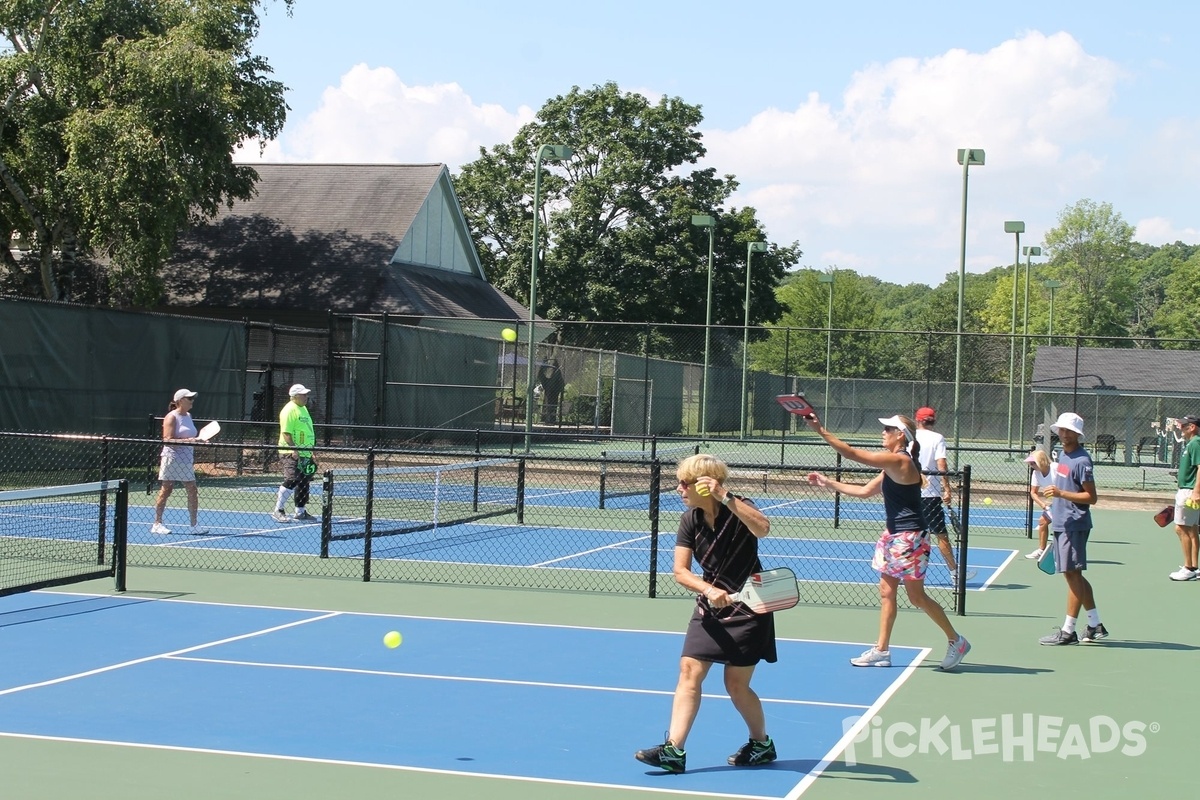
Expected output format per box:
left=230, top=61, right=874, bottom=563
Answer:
left=882, top=473, right=926, bottom=532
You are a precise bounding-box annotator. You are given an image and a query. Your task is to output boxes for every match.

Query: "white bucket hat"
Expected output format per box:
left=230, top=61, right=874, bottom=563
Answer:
left=1050, top=412, right=1085, bottom=440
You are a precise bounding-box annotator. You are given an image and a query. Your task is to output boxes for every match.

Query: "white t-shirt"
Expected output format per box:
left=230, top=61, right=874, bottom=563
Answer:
left=914, top=427, right=948, bottom=498
left=1030, top=465, right=1055, bottom=520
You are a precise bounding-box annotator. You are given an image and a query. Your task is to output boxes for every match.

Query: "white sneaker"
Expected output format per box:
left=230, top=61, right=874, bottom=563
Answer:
left=1025, top=548, right=1043, bottom=560
left=271, top=509, right=291, bottom=523
left=939, top=634, right=971, bottom=670
left=1168, top=566, right=1198, bottom=581
left=185, top=525, right=209, bottom=536
left=150, top=522, right=171, bottom=535
left=850, top=647, right=891, bottom=667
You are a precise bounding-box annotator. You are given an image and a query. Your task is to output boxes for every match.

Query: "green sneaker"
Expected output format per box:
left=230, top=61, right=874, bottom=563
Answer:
left=635, top=740, right=686, bottom=773
left=728, top=736, right=777, bottom=766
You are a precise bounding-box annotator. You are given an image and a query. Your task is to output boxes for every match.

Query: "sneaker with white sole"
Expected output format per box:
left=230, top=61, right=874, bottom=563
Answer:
left=1025, top=548, right=1044, bottom=560
left=271, top=509, right=291, bottom=523
left=939, top=634, right=971, bottom=670
left=850, top=647, right=891, bottom=667
left=1080, top=623, right=1109, bottom=642
left=1168, top=566, right=1198, bottom=581
left=185, top=525, right=209, bottom=535
left=293, top=510, right=316, bottom=521
left=150, top=522, right=171, bottom=535
left=1039, top=628, right=1079, bottom=646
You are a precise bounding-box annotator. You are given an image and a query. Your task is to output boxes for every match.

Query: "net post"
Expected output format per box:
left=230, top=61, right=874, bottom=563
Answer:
left=362, top=449, right=375, bottom=582
left=517, top=458, right=526, bottom=523
left=98, top=438, right=110, bottom=562
left=955, top=465, right=971, bottom=616
left=648, top=459, right=661, bottom=598
left=113, top=480, right=128, bottom=592
left=598, top=449, right=608, bottom=509
left=319, top=469, right=333, bottom=559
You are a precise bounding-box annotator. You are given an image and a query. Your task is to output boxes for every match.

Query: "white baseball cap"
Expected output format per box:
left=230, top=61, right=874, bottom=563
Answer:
left=288, top=384, right=312, bottom=396
left=173, top=389, right=197, bottom=402
left=1050, top=412, right=1086, bottom=439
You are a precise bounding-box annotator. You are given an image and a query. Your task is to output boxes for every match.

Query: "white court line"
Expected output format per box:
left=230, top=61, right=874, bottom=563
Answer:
left=783, top=647, right=931, bottom=800
left=529, top=534, right=651, bottom=567
left=0, top=731, right=775, bottom=800
left=0, top=612, right=340, bottom=697
left=166, top=655, right=870, bottom=709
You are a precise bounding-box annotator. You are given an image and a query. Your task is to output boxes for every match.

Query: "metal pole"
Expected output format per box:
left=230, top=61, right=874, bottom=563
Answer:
left=823, top=272, right=833, bottom=419
left=952, top=159, right=970, bottom=469
left=741, top=244, right=753, bottom=438
left=701, top=224, right=715, bottom=437
left=1005, top=229, right=1020, bottom=453
left=525, top=146, right=548, bottom=452
left=1018, top=249, right=1033, bottom=449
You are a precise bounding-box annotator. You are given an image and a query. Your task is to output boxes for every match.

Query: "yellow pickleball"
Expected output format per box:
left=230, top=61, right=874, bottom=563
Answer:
left=501, top=328, right=517, bottom=342
left=984, top=497, right=993, bottom=505
left=696, top=485, right=710, bottom=496
left=383, top=630, right=402, bottom=649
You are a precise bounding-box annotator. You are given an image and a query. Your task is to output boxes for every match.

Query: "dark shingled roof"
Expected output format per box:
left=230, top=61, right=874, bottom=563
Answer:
left=160, top=163, right=524, bottom=320
left=1031, top=345, right=1200, bottom=398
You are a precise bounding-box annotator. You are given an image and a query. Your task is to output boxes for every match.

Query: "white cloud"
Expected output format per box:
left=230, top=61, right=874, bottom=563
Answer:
left=1134, top=217, right=1200, bottom=245
left=249, top=64, right=535, bottom=167
left=702, top=31, right=1125, bottom=283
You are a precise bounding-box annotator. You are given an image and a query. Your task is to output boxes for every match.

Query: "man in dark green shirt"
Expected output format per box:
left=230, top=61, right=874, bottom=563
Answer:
left=1169, top=415, right=1200, bottom=581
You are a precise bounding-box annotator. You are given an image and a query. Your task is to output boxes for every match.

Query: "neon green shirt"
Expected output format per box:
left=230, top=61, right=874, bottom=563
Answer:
left=278, top=401, right=314, bottom=457
left=1179, top=435, right=1200, bottom=490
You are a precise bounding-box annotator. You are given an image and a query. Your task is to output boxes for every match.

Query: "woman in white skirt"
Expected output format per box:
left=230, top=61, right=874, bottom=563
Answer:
left=152, top=389, right=207, bottom=535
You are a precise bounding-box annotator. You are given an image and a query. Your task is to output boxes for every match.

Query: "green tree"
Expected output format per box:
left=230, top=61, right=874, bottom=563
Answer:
left=1154, top=249, right=1200, bottom=344
left=1042, top=199, right=1136, bottom=337
left=0, top=0, right=291, bottom=305
left=454, top=82, right=799, bottom=355
left=752, top=268, right=881, bottom=377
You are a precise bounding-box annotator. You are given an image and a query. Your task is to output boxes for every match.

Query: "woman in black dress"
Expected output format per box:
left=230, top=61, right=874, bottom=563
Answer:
left=635, top=454, right=778, bottom=774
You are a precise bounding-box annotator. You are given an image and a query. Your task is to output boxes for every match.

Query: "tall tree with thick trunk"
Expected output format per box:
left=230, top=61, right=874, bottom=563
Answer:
left=0, top=0, right=291, bottom=305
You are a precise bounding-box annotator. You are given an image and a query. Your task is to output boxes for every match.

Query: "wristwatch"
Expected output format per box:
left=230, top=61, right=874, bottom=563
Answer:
left=720, top=493, right=734, bottom=507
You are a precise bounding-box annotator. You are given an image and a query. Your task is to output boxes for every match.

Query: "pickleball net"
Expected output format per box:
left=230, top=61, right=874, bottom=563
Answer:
left=0, top=480, right=128, bottom=597
left=598, top=444, right=698, bottom=509
left=320, top=456, right=526, bottom=554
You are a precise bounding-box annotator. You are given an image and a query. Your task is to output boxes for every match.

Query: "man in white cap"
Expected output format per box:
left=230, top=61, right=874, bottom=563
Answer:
left=912, top=407, right=963, bottom=583
left=272, top=384, right=317, bottom=523
left=1039, top=411, right=1107, bottom=645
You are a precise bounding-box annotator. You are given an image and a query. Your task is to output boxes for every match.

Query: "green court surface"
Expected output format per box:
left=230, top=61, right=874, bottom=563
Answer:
left=1, top=502, right=1192, bottom=800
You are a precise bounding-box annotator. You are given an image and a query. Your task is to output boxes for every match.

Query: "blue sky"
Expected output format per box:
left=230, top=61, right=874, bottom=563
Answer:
left=246, top=1, right=1200, bottom=287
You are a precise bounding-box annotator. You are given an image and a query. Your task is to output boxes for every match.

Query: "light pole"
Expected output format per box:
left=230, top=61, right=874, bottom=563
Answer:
left=1046, top=279, right=1063, bottom=342
left=1004, top=220, right=1024, bottom=455
left=524, top=143, right=573, bottom=451
left=692, top=214, right=716, bottom=437
left=952, top=148, right=985, bottom=468
left=1017, top=245, right=1042, bottom=449
left=741, top=241, right=769, bottom=438
left=818, top=270, right=834, bottom=422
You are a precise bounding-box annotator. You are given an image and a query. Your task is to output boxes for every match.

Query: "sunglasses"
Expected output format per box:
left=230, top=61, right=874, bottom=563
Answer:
left=677, top=479, right=694, bottom=488
left=882, top=426, right=899, bottom=434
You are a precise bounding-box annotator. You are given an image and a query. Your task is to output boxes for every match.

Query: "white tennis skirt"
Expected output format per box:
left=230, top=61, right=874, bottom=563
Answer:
left=159, top=449, right=196, bottom=482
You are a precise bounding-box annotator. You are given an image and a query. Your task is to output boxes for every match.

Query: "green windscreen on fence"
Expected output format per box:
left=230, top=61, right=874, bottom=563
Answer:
left=0, top=297, right=244, bottom=434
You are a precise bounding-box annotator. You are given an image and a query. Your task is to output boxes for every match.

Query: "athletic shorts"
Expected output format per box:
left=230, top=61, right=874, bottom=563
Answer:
left=1174, top=488, right=1199, bottom=527
left=1050, top=528, right=1089, bottom=572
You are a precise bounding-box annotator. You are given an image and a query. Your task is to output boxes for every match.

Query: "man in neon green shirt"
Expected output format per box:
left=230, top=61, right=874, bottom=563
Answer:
left=1169, top=415, right=1200, bottom=580
left=273, top=384, right=317, bottom=522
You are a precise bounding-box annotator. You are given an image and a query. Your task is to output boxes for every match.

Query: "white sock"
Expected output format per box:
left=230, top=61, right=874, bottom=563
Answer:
left=1062, top=616, right=1077, bottom=634
left=1086, top=609, right=1101, bottom=627
left=295, top=505, right=306, bottom=514
left=276, top=487, right=293, bottom=510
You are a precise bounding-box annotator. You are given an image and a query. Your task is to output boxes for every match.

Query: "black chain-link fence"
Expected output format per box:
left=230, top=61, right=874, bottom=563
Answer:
left=1, top=431, right=979, bottom=612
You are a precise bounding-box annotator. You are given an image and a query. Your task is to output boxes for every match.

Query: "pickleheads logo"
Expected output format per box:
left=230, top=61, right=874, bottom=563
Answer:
left=841, top=714, right=1156, bottom=764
